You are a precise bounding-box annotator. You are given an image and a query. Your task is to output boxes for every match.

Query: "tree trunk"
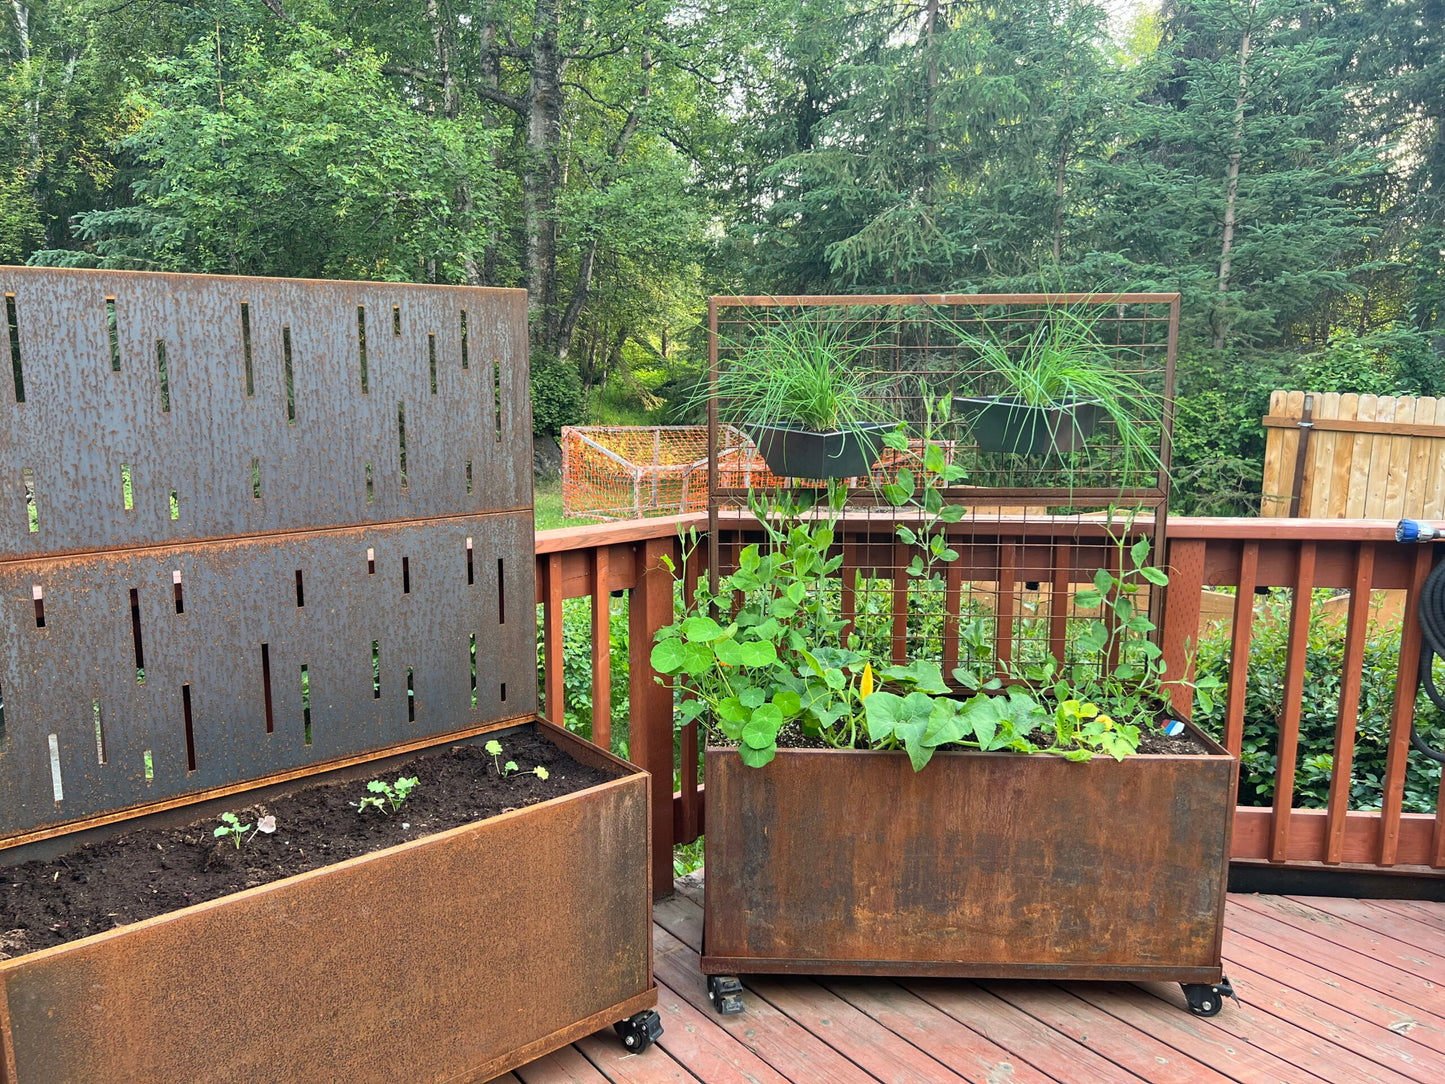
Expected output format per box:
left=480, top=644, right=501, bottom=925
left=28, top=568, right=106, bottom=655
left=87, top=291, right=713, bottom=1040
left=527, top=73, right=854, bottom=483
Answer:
left=554, top=49, right=653, bottom=360
left=523, top=0, right=565, bottom=347
left=424, top=1, right=483, bottom=286
left=1214, top=9, right=1255, bottom=350
left=477, top=19, right=502, bottom=287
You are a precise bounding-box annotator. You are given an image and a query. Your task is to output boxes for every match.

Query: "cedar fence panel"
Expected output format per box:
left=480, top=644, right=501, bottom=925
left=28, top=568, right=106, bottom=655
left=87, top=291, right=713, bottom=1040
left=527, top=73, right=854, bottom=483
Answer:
left=1261, top=390, right=1445, bottom=519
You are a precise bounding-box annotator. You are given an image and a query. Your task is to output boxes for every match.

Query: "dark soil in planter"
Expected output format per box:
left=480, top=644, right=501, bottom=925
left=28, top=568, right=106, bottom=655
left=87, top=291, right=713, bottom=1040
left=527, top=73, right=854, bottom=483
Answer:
left=764, top=719, right=1212, bottom=756
left=0, top=731, right=611, bottom=960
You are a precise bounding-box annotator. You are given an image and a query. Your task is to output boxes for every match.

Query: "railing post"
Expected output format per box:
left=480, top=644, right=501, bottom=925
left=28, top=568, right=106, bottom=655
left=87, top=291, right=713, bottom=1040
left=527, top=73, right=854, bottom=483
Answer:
left=543, top=552, right=564, bottom=722
left=1380, top=544, right=1433, bottom=866
left=1272, top=541, right=1317, bottom=862
left=591, top=546, right=612, bottom=751
left=1161, top=538, right=1207, bottom=719
left=630, top=535, right=679, bottom=899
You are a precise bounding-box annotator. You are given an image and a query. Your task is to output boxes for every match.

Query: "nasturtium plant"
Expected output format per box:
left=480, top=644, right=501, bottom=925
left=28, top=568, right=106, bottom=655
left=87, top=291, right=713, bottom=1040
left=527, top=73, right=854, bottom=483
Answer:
left=653, top=479, right=1202, bottom=770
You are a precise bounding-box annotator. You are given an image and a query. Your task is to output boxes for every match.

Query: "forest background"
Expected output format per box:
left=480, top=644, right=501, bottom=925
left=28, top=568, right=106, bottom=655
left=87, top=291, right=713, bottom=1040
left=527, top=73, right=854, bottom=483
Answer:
left=2, top=0, right=1442, bottom=514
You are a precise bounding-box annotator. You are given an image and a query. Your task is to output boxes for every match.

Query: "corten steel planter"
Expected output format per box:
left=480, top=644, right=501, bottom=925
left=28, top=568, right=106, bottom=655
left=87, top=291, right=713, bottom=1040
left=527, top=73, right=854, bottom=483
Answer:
left=701, top=722, right=1237, bottom=984
left=0, top=721, right=656, bottom=1084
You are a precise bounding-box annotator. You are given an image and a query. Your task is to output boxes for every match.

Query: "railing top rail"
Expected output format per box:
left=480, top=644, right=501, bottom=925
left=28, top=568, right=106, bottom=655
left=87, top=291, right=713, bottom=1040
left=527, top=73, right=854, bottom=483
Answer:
left=710, top=292, right=1182, bottom=308
left=535, top=513, right=1409, bottom=551
left=1166, top=518, right=1404, bottom=541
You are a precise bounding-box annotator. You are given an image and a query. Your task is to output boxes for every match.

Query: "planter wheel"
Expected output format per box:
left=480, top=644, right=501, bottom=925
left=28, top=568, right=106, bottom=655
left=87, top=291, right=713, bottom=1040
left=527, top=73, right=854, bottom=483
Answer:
left=707, top=974, right=746, bottom=1015
left=614, top=1009, right=664, bottom=1052
left=1181, top=977, right=1237, bottom=1016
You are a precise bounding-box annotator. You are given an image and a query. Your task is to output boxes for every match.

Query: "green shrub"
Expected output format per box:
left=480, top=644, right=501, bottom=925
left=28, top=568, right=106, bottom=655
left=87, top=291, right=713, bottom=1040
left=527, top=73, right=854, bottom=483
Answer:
left=1192, top=592, right=1444, bottom=814
left=531, top=354, right=584, bottom=437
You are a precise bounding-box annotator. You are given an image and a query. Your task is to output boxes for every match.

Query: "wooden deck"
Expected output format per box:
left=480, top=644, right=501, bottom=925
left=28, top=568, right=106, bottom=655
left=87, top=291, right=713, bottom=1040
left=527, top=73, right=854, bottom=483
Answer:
left=495, top=874, right=1445, bottom=1084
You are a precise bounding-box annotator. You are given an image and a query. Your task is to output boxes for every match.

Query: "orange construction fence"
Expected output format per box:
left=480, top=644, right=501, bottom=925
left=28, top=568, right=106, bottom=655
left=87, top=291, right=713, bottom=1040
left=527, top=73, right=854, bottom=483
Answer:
left=560, top=425, right=948, bottom=521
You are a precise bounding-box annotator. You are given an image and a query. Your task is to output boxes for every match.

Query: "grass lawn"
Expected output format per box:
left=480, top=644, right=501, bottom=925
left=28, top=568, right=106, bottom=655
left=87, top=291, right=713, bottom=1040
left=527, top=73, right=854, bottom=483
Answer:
left=534, top=476, right=602, bottom=531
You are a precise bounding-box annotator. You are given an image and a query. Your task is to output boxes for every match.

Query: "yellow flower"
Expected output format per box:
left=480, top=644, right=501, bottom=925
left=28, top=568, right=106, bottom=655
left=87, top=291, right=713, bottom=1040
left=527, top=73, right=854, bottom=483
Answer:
left=860, top=663, right=874, bottom=700
left=1098, top=715, right=1115, bottom=730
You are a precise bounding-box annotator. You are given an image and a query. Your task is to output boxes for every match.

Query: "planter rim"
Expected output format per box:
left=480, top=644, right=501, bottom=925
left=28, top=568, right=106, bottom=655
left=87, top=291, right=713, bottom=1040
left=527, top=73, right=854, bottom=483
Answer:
left=0, top=719, right=641, bottom=972
left=747, top=420, right=894, bottom=437
left=704, top=718, right=1232, bottom=762
left=954, top=394, right=1104, bottom=409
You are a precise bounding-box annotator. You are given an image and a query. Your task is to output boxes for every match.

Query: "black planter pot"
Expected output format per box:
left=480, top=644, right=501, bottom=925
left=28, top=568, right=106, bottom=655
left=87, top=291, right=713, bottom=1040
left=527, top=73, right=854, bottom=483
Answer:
left=955, top=396, right=1103, bottom=456
left=751, top=423, right=891, bottom=479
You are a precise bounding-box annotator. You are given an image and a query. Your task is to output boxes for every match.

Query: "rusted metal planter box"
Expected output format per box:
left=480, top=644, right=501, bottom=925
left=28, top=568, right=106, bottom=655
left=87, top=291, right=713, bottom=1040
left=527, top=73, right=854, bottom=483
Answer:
left=0, top=720, right=655, bottom=1084
left=702, top=724, right=1236, bottom=983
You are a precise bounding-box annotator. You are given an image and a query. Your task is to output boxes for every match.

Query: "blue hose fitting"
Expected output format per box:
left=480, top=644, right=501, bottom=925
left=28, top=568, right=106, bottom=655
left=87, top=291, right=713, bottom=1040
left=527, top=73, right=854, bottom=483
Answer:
left=1396, top=519, right=1442, bottom=544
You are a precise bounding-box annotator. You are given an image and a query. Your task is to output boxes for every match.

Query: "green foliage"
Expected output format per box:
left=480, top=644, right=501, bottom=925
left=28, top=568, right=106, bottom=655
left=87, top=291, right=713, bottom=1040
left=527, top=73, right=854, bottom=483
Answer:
left=1193, top=595, right=1443, bottom=813
left=710, top=315, right=890, bottom=433
left=530, top=355, right=586, bottom=437
left=535, top=595, right=630, bottom=755
left=358, top=776, right=418, bottom=815
left=652, top=485, right=857, bottom=767
left=4, top=0, right=1442, bottom=501
left=31, top=25, right=497, bottom=279
left=652, top=487, right=1181, bottom=770
left=941, top=305, right=1164, bottom=476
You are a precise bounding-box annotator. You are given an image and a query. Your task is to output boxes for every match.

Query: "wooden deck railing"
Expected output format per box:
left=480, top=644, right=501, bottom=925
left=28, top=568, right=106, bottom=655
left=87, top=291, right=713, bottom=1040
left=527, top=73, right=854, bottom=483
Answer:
left=536, top=514, right=1445, bottom=898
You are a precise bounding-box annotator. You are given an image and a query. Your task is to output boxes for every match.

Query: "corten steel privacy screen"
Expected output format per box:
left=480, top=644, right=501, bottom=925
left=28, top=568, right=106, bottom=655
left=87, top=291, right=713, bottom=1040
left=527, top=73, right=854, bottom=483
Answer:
left=704, top=293, right=1179, bottom=677
left=0, top=268, right=536, bottom=847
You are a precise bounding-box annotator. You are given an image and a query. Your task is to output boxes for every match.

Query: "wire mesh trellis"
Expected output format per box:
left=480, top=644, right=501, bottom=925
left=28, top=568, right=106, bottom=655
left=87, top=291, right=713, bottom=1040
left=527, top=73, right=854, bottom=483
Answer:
left=703, top=293, right=1181, bottom=683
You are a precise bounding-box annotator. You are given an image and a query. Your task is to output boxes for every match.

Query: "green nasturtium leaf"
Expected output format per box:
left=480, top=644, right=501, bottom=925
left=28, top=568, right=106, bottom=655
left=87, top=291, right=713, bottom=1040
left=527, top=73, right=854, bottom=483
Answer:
left=738, top=744, right=776, bottom=768
left=737, top=640, right=778, bottom=667
left=681, top=615, right=726, bottom=642
left=717, top=696, right=749, bottom=724
left=713, top=639, right=744, bottom=667
left=772, top=689, right=802, bottom=717
left=741, top=703, right=783, bottom=749
left=681, top=642, right=715, bottom=675
left=649, top=639, right=687, bottom=674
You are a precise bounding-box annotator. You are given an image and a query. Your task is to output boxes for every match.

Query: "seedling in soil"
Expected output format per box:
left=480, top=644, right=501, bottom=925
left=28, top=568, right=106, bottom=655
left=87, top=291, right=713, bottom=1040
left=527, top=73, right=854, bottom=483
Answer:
left=485, top=739, right=506, bottom=774
left=213, top=812, right=251, bottom=849
left=485, top=740, right=549, bottom=780
left=357, top=775, right=418, bottom=815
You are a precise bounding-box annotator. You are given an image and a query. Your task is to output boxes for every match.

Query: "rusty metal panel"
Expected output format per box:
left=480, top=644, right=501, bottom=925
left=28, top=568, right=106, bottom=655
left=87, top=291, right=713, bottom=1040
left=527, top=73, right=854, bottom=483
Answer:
left=0, top=725, right=651, bottom=1084
left=0, top=268, right=538, bottom=845
left=0, top=268, right=531, bottom=557
left=702, top=735, right=1235, bottom=980
left=0, top=514, right=536, bottom=838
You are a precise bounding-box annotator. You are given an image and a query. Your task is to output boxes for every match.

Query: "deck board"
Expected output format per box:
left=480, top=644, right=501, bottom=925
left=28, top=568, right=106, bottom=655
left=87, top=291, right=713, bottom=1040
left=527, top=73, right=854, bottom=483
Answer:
left=1221, top=926, right=1445, bottom=1055
left=494, top=883, right=1445, bottom=1084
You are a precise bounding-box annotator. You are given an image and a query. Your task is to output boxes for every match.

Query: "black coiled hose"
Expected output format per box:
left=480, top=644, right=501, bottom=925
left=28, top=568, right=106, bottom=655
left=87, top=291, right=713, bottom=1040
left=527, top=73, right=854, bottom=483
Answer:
left=1412, top=557, right=1445, bottom=764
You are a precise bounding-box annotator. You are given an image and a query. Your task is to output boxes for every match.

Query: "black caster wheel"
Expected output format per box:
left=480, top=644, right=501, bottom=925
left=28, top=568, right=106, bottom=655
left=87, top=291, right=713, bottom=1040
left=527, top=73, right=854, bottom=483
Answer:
left=707, top=974, right=745, bottom=1015
left=1181, top=977, right=1236, bottom=1017
left=613, top=1009, right=663, bottom=1053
